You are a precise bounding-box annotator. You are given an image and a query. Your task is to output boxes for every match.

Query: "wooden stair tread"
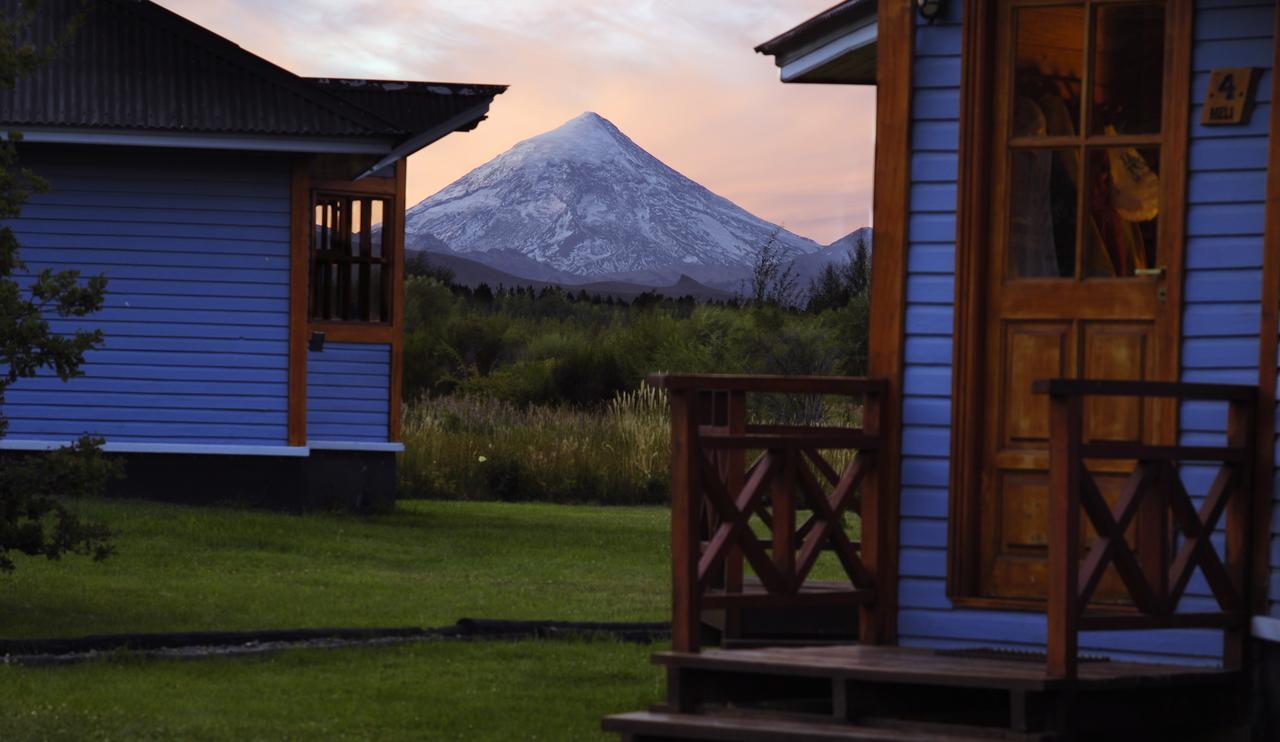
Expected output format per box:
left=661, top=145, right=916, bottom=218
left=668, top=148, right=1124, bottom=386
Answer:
left=602, top=711, right=1007, bottom=741
left=653, top=645, right=1237, bottom=691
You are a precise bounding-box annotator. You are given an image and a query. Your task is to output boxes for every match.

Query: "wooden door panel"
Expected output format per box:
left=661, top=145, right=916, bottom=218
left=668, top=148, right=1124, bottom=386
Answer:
left=1002, top=322, right=1071, bottom=448
left=988, top=470, right=1051, bottom=599
left=957, top=0, right=1186, bottom=607
left=999, top=472, right=1050, bottom=553
left=985, top=469, right=1137, bottom=602
left=1080, top=322, right=1152, bottom=444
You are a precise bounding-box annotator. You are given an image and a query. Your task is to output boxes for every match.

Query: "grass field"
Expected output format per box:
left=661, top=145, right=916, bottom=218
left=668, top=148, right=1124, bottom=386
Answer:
left=0, top=498, right=671, bottom=740
left=0, top=640, right=663, bottom=741
left=1, top=498, right=670, bottom=639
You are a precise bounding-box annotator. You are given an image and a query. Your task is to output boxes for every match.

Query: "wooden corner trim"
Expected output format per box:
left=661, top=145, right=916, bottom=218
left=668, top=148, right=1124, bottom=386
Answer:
left=288, top=159, right=310, bottom=447
left=1252, top=6, right=1280, bottom=615
left=947, top=0, right=992, bottom=601
left=389, top=160, right=407, bottom=443
left=864, top=0, right=915, bottom=644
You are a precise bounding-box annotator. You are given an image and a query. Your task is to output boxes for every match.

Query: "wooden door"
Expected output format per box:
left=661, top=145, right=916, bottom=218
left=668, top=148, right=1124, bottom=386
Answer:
left=972, top=0, right=1182, bottom=601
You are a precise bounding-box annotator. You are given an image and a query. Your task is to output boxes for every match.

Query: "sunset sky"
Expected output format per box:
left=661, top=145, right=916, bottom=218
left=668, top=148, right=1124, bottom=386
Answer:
left=157, top=1, right=876, bottom=245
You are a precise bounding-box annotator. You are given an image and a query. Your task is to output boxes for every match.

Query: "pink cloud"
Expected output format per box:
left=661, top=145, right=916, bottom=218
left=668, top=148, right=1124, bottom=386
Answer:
left=157, top=1, right=874, bottom=244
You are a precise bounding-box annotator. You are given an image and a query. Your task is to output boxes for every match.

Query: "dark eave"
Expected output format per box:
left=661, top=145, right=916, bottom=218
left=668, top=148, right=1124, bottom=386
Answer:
left=755, top=0, right=877, bottom=85
left=306, top=79, right=508, bottom=137
left=0, top=0, right=506, bottom=156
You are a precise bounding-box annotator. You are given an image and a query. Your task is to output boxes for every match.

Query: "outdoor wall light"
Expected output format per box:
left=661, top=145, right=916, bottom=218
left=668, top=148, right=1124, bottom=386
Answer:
left=916, top=0, right=945, bottom=23
left=309, top=331, right=326, bottom=353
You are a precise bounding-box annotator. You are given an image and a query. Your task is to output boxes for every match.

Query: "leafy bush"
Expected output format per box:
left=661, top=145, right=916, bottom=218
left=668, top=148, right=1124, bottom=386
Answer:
left=399, top=387, right=670, bottom=505
left=397, top=261, right=873, bottom=503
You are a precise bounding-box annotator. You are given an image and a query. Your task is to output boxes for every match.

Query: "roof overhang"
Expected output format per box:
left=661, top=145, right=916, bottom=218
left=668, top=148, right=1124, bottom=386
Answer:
left=6, top=127, right=397, bottom=155
left=0, top=1, right=507, bottom=160
left=755, top=0, right=878, bottom=85
left=355, top=102, right=493, bottom=180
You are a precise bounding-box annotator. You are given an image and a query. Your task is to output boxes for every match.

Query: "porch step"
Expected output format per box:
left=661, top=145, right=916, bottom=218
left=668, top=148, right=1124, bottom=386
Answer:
left=602, top=710, right=1026, bottom=742
left=652, top=645, right=1244, bottom=741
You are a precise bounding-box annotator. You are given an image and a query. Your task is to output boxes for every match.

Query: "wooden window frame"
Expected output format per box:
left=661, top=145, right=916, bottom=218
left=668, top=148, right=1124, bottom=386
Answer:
left=946, top=0, right=1191, bottom=609
left=309, top=188, right=395, bottom=335
left=289, top=162, right=407, bottom=445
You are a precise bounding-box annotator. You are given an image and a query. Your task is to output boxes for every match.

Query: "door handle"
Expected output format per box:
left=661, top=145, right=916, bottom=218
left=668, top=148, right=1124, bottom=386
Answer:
left=1134, top=266, right=1166, bottom=277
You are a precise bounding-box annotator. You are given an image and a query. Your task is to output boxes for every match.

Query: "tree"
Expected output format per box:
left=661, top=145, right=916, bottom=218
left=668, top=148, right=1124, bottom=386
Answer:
left=404, top=250, right=456, bottom=285
left=742, top=228, right=802, bottom=308
left=0, top=0, right=117, bottom=572
left=848, top=233, right=870, bottom=297
left=806, top=232, right=871, bottom=314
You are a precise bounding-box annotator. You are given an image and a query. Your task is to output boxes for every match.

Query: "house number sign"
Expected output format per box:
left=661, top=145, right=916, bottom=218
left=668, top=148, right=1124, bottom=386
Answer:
left=1201, top=68, right=1258, bottom=126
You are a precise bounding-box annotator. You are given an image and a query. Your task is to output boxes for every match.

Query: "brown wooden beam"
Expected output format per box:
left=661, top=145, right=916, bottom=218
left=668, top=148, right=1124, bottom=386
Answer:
left=1046, top=393, right=1082, bottom=681
left=310, top=323, right=395, bottom=344
left=309, top=177, right=398, bottom=197
left=646, top=373, right=887, bottom=396
left=1031, top=379, right=1256, bottom=401
left=947, top=0, right=994, bottom=601
left=861, top=0, right=914, bottom=646
left=389, top=160, right=407, bottom=442
left=1254, top=2, right=1280, bottom=619
left=670, top=389, right=702, bottom=653
left=287, top=159, right=310, bottom=447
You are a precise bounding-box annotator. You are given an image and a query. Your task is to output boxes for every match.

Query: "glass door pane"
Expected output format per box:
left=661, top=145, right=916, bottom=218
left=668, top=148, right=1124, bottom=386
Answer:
left=1084, top=147, right=1160, bottom=277
left=1014, top=5, right=1085, bottom=139
left=1091, top=4, right=1165, bottom=136
left=1009, top=147, right=1079, bottom=278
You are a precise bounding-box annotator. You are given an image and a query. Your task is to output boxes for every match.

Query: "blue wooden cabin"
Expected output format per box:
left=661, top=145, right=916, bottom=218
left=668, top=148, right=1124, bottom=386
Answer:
left=0, top=0, right=504, bottom=509
left=607, top=1, right=1280, bottom=739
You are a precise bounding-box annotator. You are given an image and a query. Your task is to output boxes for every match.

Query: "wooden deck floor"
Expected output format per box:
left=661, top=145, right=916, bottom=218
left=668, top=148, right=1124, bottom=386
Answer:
left=654, top=644, right=1235, bottom=692
left=609, top=644, right=1248, bottom=740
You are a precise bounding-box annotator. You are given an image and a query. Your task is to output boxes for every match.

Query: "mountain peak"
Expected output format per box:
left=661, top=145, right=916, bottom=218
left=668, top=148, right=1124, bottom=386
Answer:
left=404, top=114, right=821, bottom=278
left=510, top=111, right=635, bottom=165
left=567, top=110, right=608, bottom=126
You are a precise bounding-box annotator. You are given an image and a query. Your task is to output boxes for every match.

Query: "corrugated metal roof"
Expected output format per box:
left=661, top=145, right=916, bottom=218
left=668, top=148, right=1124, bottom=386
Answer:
left=754, top=0, right=877, bottom=86
left=754, top=0, right=875, bottom=57
left=0, top=0, right=506, bottom=142
left=308, top=79, right=507, bottom=136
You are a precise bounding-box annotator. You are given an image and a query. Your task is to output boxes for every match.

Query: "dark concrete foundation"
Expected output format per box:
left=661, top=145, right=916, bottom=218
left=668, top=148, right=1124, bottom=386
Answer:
left=1256, top=637, right=1280, bottom=741
left=99, top=450, right=397, bottom=512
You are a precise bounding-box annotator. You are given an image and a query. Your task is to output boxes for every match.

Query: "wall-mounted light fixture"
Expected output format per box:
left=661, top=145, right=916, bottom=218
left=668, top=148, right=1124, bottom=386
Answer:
left=308, top=331, right=326, bottom=353
left=916, top=0, right=945, bottom=23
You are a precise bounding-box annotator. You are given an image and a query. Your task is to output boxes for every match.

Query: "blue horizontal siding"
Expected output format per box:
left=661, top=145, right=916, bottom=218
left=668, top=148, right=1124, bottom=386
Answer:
left=12, top=218, right=288, bottom=241
left=902, top=0, right=957, bottom=648
left=307, top=343, right=391, bottom=443
left=892, top=0, right=1270, bottom=660
left=1, top=148, right=291, bottom=446
left=1181, top=3, right=1276, bottom=620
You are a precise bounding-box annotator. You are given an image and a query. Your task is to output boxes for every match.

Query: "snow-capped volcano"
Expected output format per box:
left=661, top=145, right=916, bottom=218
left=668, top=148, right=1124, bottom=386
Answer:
left=404, top=112, right=820, bottom=278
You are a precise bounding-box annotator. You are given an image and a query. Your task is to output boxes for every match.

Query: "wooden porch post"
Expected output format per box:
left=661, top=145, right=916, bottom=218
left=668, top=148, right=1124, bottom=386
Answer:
left=863, top=0, right=915, bottom=645
left=859, top=386, right=886, bottom=644
left=1046, top=390, right=1082, bottom=681
left=1224, top=396, right=1255, bottom=671
left=670, top=389, right=702, bottom=653
left=723, top=391, right=746, bottom=639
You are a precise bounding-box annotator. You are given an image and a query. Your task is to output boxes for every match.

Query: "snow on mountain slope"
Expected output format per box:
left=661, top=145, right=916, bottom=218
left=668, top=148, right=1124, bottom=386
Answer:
left=404, top=112, right=820, bottom=278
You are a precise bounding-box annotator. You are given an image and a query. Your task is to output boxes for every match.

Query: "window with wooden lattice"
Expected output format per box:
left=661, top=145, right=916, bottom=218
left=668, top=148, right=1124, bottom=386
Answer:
left=310, top=193, right=392, bottom=323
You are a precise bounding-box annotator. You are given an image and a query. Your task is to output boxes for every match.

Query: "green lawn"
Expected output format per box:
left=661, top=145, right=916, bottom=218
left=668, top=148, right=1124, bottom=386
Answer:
left=1, top=498, right=671, bottom=639
left=0, top=639, right=664, bottom=740
left=0, top=498, right=672, bottom=740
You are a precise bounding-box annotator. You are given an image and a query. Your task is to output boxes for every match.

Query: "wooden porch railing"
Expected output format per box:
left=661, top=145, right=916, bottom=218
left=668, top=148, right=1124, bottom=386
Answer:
left=648, top=373, right=888, bottom=653
left=1036, top=379, right=1258, bottom=680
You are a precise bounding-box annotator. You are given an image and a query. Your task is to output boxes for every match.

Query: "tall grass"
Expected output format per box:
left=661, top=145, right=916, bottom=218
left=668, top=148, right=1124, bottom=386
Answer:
left=398, top=385, right=670, bottom=505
